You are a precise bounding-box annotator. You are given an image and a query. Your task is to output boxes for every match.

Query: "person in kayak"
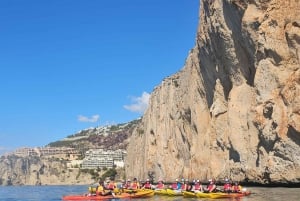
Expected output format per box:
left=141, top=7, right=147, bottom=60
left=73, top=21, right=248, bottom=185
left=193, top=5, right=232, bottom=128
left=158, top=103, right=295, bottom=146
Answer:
left=181, top=179, right=189, bottom=191
left=170, top=178, right=181, bottom=190
left=130, top=178, right=140, bottom=190
left=100, top=178, right=116, bottom=197
left=204, top=179, right=217, bottom=193
left=123, top=179, right=131, bottom=189
left=155, top=179, right=165, bottom=189
left=223, top=178, right=232, bottom=193
left=95, top=180, right=106, bottom=196
left=142, top=178, right=152, bottom=189
left=231, top=181, right=242, bottom=193
left=192, top=179, right=204, bottom=192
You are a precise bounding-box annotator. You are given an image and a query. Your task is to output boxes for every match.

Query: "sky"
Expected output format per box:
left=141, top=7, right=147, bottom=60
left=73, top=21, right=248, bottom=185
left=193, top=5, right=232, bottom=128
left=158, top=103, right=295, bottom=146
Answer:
left=0, top=0, right=199, bottom=154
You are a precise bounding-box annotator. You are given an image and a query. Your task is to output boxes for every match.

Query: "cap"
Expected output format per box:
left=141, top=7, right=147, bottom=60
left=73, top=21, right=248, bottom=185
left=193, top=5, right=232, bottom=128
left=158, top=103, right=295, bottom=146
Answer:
left=146, top=179, right=149, bottom=181
left=175, top=179, right=178, bottom=181
left=197, top=179, right=200, bottom=183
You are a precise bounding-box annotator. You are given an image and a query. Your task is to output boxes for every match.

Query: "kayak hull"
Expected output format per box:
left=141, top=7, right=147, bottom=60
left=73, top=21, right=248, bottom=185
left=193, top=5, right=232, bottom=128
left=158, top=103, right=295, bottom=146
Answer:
left=184, top=191, right=251, bottom=199
left=62, top=190, right=154, bottom=200
left=166, top=189, right=183, bottom=196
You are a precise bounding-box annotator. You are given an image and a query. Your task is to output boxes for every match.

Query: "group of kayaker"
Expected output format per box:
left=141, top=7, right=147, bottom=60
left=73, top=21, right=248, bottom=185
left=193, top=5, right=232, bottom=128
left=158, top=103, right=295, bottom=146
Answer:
left=88, top=176, right=243, bottom=196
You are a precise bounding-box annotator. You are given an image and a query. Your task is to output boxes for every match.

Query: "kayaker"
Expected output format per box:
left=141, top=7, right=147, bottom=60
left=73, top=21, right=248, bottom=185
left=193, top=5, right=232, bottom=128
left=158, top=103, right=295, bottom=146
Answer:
left=192, top=179, right=203, bottom=192
left=102, top=178, right=116, bottom=197
left=123, top=179, right=131, bottom=189
left=170, top=178, right=181, bottom=190
left=231, top=181, right=242, bottom=193
left=204, top=179, right=217, bottom=193
left=181, top=179, right=188, bottom=191
left=156, top=179, right=165, bottom=189
left=130, top=177, right=140, bottom=190
left=95, top=180, right=105, bottom=196
left=223, top=178, right=232, bottom=193
left=142, top=178, right=152, bottom=189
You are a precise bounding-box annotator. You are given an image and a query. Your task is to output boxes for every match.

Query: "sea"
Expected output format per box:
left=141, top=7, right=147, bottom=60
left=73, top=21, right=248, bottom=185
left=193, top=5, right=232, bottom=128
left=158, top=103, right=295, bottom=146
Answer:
left=0, top=185, right=299, bottom=201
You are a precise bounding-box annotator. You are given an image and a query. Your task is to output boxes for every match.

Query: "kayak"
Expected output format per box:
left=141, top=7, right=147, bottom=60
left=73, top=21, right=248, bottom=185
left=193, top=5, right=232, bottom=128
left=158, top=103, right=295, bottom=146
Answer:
left=183, top=191, right=251, bottom=199
left=166, top=189, right=183, bottom=196
left=154, top=189, right=168, bottom=195
left=62, top=190, right=154, bottom=200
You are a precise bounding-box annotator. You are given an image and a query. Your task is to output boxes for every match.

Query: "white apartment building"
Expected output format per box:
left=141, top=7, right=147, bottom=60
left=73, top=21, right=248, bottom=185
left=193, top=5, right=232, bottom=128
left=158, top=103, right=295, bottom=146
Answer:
left=81, top=149, right=126, bottom=169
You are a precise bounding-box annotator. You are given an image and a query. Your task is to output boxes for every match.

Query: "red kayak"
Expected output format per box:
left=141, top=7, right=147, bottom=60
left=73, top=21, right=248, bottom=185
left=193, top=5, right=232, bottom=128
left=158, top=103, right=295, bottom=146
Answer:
left=62, top=190, right=154, bottom=200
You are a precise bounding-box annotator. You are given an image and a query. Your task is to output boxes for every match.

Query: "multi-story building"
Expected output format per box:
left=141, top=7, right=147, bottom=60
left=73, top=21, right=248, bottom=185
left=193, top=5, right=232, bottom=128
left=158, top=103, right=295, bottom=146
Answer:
left=81, top=149, right=126, bottom=169
left=14, top=147, right=78, bottom=157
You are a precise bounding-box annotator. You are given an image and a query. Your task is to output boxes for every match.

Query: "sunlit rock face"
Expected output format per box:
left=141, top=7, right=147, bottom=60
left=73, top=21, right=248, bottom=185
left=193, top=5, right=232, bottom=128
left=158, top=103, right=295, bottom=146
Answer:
left=125, top=0, right=300, bottom=185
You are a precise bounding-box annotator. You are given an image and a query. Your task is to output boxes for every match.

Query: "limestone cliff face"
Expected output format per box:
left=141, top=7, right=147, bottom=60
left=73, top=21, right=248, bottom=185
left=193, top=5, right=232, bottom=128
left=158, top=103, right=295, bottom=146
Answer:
left=0, top=155, right=94, bottom=185
left=125, top=0, right=300, bottom=184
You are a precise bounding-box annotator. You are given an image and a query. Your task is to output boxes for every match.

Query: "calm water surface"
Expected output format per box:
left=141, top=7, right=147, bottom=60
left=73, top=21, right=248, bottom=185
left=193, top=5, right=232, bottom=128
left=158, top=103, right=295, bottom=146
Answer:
left=0, top=186, right=299, bottom=201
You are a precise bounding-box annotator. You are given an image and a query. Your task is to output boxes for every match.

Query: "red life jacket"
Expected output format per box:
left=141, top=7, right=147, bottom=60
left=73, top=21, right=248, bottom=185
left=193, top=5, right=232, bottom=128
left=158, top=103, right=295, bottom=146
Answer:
left=124, top=182, right=131, bottom=189
left=107, top=182, right=115, bottom=190
left=157, top=183, right=164, bottom=189
left=207, top=184, right=215, bottom=191
left=171, top=183, right=177, bottom=189
left=194, top=183, right=201, bottom=190
left=131, top=182, right=139, bottom=189
left=144, top=182, right=151, bottom=189
left=223, top=183, right=231, bottom=190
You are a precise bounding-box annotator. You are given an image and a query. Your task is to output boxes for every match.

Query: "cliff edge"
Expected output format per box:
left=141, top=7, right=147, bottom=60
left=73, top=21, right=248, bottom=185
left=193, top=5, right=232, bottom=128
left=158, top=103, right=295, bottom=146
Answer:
left=125, top=0, right=300, bottom=185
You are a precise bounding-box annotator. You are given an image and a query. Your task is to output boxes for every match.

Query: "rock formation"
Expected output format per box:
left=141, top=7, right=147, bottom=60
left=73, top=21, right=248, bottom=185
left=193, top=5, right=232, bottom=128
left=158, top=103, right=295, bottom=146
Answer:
left=125, top=0, right=300, bottom=185
left=0, top=155, right=94, bottom=185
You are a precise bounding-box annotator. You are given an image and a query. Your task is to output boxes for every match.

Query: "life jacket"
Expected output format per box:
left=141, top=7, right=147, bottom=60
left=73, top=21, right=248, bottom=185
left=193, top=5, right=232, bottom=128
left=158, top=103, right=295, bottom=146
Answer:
left=207, top=184, right=215, bottom=192
left=131, top=182, right=139, bottom=189
left=96, top=185, right=104, bottom=194
left=88, top=186, right=97, bottom=194
left=194, top=183, right=201, bottom=190
left=124, top=182, right=131, bottom=189
left=144, top=182, right=152, bottom=189
left=157, top=182, right=164, bottom=189
left=232, top=185, right=241, bottom=192
left=171, top=183, right=177, bottom=190
left=107, top=182, right=115, bottom=190
left=223, top=183, right=231, bottom=191
left=181, top=183, right=187, bottom=190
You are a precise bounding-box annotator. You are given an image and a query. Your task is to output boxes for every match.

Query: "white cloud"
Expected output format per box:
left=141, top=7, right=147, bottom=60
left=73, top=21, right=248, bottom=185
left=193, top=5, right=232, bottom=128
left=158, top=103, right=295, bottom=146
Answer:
left=78, top=114, right=100, bottom=123
left=124, top=92, right=150, bottom=113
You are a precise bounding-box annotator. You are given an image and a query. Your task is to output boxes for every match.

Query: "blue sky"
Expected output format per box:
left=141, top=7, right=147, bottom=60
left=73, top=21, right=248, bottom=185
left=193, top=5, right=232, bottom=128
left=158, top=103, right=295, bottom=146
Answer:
left=0, top=0, right=199, bottom=154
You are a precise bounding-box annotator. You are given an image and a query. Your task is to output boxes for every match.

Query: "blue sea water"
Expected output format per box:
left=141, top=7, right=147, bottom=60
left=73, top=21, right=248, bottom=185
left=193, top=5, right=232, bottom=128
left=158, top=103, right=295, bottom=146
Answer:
left=0, top=186, right=299, bottom=201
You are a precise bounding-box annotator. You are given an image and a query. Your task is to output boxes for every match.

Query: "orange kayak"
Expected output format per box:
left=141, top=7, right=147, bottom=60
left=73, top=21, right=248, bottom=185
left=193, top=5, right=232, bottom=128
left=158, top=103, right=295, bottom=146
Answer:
left=62, top=190, right=154, bottom=200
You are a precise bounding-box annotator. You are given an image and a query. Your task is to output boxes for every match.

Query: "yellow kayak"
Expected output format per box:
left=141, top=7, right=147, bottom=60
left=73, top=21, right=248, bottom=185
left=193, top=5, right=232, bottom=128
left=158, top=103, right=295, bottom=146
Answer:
left=184, top=191, right=251, bottom=199
left=166, top=189, right=183, bottom=196
left=154, top=189, right=171, bottom=195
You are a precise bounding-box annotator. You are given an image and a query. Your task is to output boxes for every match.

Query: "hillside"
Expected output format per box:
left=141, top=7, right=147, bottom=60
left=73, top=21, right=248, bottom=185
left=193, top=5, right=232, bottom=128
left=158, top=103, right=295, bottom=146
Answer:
left=0, top=119, right=140, bottom=186
left=48, top=119, right=140, bottom=151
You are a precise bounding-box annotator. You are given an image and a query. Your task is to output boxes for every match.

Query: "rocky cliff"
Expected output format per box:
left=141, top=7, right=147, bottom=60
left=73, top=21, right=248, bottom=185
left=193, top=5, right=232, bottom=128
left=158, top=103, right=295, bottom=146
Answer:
left=125, top=0, right=300, bottom=185
left=0, top=155, right=94, bottom=185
